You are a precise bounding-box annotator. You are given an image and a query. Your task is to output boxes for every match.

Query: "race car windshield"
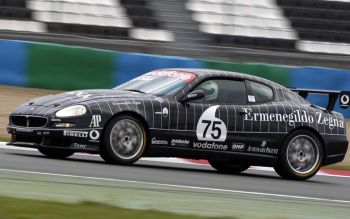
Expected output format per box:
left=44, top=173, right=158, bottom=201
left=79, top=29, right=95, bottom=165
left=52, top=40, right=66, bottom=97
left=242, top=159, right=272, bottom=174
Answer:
left=114, top=70, right=196, bottom=95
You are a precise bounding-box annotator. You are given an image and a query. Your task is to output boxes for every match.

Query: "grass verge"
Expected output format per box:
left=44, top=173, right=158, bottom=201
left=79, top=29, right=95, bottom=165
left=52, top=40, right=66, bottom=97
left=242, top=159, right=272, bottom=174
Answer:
left=0, top=196, right=230, bottom=219
left=0, top=169, right=349, bottom=219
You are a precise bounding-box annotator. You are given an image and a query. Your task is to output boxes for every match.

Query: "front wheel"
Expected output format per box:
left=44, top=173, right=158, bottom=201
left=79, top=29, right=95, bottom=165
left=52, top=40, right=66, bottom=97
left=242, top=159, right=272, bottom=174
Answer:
left=274, top=130, right=323, bottom=181
left=100, top=115, right=147, bottom=165
left=208, top=159, right=250, bottom=174
left=38, top=147, right=74, bottom=159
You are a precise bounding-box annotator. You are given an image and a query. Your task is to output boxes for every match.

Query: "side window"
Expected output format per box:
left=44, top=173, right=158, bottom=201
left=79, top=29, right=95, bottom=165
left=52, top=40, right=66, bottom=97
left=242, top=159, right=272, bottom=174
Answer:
left=247, top=81, right=274, bottom=103
left=192, top=79, right=246, bottom=105
left=282, top=90, right=292, bottom=101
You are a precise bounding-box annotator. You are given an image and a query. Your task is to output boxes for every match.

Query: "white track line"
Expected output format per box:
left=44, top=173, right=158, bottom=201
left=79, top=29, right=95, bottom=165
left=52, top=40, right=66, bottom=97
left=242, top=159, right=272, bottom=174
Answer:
left=0, top=168, right=349, bottom=204
left=0, top=143, right=206, bottom=165
left=1, top=144, right=37, bottom=152
left=1, top=142, right=350, bottom=178
left=0, top=144, right=273, bottom=167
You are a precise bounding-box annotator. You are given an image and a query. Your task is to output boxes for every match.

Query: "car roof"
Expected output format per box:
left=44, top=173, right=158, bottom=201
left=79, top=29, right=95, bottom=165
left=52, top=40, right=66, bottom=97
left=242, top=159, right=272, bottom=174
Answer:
left=162, top=68, right=284, bottom=88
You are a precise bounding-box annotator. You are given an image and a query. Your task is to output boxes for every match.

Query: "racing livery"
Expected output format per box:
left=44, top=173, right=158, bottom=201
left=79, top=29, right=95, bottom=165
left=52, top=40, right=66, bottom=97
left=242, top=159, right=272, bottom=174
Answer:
left=7, top=69, right=350, bottom=180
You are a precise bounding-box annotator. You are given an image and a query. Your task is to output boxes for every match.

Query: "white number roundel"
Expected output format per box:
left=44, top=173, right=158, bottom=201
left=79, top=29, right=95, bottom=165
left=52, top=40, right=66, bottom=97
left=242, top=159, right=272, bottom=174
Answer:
left=196, top=106, right=227, bottom=142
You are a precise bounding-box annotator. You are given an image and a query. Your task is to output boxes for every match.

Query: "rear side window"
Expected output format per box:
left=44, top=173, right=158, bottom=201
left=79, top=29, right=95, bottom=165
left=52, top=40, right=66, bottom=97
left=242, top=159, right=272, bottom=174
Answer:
left=192, top=79, right=247, bottom=105
left=247, top=81, right=274, bottom=103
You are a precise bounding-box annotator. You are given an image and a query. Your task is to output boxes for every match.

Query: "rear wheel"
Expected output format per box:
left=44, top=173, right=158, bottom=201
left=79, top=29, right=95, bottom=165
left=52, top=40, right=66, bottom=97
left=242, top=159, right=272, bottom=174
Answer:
left=274, top=130, right=323, bottom=180
left=100, top=115, right=147, bottom=165
left=38, top=147, right=74, bottom=159
left=208, top=159, right=250, bottom=174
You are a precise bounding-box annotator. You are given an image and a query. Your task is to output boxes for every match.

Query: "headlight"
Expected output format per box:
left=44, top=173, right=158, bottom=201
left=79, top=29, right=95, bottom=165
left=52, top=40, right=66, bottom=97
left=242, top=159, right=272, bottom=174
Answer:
left=55, top=105, right=87, bottom=118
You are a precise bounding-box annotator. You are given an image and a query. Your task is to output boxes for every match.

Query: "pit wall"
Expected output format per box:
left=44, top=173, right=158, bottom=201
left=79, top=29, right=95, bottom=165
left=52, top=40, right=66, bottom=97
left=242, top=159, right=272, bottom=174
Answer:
left=1, top=39, right=350, bottom=117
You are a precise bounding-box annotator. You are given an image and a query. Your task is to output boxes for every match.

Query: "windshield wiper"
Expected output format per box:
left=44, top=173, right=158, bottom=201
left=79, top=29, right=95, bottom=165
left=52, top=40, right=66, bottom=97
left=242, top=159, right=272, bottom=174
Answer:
left=124, top=89, right=145, bottom=94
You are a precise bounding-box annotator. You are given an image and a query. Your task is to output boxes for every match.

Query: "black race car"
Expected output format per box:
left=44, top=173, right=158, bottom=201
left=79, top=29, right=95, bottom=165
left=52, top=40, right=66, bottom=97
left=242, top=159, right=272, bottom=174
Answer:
left=7, top=69, right=350, bottom=180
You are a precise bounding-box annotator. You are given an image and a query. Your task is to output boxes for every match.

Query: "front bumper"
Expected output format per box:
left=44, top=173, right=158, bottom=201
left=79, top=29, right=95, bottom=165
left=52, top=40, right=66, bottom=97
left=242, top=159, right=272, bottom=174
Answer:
left=7, top=126, right=102, bottom=153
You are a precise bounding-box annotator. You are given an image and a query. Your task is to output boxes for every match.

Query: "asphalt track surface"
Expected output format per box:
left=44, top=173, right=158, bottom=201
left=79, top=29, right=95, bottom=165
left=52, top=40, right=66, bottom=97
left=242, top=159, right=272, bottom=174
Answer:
left=1, top=143, right=350, bottom=204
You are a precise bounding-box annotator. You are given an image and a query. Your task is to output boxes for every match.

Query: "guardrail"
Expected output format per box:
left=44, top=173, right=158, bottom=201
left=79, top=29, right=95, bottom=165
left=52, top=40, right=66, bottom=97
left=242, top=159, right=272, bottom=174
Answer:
left=1, top=39, right=349, bottom=117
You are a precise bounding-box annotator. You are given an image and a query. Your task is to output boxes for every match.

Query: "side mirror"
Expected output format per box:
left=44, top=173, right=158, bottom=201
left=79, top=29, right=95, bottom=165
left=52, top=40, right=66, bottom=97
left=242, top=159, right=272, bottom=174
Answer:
left=181, top=90, right=205, bottom=103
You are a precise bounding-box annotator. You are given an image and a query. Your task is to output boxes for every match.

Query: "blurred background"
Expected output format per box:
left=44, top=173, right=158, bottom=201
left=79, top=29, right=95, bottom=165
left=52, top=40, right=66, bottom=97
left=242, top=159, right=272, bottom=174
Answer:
left=1, top=1, right=350, bottom=218
left=0, top=0, right=350, bottom=140
left=1, top=0, right=350, bottom=116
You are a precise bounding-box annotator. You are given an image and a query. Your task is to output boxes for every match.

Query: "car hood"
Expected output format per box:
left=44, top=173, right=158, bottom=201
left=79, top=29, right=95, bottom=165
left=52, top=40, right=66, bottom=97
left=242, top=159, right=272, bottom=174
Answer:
left=27, top=89, right=155, bottom=107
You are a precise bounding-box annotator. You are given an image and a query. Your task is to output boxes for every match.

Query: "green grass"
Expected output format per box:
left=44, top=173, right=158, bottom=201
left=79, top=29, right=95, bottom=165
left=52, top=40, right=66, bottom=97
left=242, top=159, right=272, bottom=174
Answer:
left=0, top=196, right=232, bottom=219
left=1, top=169, right=350, bottom=219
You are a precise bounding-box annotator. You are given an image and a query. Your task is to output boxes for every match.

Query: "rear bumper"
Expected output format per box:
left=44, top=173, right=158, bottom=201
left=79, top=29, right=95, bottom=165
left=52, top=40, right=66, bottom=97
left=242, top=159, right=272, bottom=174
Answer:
left=7, top=126, right=101, bottom=153
left=323, top=153, right=347, bottom=166
left=322, top=134, right=348, bottom=166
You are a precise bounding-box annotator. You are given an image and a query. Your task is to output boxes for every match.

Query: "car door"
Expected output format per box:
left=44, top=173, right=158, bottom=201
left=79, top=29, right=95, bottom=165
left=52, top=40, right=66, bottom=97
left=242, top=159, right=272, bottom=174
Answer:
left=240, top=80, right=281, bottom=156
left=170, top=78, right=249, bottom=152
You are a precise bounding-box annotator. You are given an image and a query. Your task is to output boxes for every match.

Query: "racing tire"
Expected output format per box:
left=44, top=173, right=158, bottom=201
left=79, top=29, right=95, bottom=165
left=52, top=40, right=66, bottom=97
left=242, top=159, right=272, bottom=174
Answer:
left=38, top=147, right=74, bottom=159
left=208, top=159, right=250, bottom=174
left=274, top=130, right=323, bottom=181
left=100, top=115, right=147, bottom=165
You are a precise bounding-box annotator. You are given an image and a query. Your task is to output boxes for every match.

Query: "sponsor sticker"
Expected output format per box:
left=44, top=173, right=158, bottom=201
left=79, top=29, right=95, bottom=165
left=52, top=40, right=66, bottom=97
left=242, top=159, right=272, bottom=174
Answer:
left=89, top=115, right=102, bottom=128
left=246, top=141, right=278, bottom=155
left=243, top=141, right=278, bottom=155
left=72, top=143, right=88, bottom=149
left=147, top=70, right=196, bottom=82
left=242, top=108, right=344, bottom=129
left=113, top=101, right=142, bottom=106
left=193, top=142, right=228, bottom=151
left=171, top=139, right=190, bottom=146
left=151, top=138, right=168, bottom=145
left=340, top=92, right=350, bottom=109
left=63, top=130, right=88, bottom=138
left=248, top=95, right=256, bottom=103
left=89, top=130, right=100, bottom=141
left=231, top=143, right=245, bottom=151
left=247, top=146, right=278, bottom=154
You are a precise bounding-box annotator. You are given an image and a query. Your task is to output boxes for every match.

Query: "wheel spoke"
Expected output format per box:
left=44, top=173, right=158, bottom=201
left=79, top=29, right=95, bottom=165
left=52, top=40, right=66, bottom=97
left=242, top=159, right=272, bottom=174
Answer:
left=286, top=135, right=319, bottom=174
left=109, top=119, right=144, bottom=160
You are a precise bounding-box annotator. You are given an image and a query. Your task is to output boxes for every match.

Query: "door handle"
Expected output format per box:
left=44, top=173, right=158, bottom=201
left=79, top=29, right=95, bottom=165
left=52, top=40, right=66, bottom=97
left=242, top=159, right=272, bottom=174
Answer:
left=239, top=111, right=247, bottom=116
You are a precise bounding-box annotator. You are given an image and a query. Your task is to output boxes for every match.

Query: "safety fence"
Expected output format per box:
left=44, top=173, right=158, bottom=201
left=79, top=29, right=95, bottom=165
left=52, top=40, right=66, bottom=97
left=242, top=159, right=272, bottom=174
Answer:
left=1, top=39, right=349, bottom=117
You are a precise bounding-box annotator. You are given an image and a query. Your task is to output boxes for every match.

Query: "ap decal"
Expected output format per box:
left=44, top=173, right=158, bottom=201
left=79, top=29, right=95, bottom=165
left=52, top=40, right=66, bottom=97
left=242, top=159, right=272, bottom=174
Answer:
left=196, top=105, right=227, bottom=142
